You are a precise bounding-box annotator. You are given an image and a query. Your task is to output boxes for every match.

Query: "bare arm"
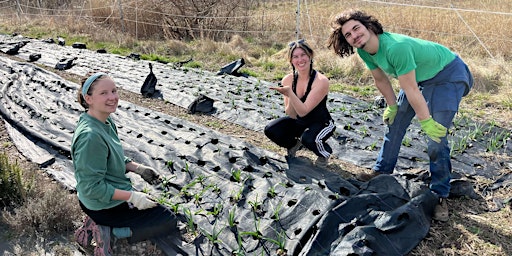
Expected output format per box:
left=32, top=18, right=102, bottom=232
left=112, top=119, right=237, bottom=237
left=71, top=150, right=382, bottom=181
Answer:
left=112, top=188, right=131, bottom=201
left=371, top=68, right=396, bottom=105
left=280, top=74, right=297, bottom=118
left=397, top=70, right=430, bottom=120
left=272, top=73, right=329, bottom=117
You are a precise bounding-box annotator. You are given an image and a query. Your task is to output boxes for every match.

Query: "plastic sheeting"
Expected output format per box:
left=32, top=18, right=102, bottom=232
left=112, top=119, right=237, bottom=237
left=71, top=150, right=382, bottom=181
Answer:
left=1, top=34, right=510, bottom=178
left=1, top=34, right=511, bottom=255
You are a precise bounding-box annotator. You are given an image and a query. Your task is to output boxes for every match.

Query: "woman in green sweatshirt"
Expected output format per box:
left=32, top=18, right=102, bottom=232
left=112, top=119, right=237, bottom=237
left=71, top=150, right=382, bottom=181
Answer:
left=71, top=72, right=178, bottom=253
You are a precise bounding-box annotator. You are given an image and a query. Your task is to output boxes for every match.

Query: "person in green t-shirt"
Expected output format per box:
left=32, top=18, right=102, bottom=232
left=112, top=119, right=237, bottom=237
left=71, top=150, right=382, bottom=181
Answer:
left=327, top=9, right=473, bottom=222
left=71, top=72, right=178, bottom=252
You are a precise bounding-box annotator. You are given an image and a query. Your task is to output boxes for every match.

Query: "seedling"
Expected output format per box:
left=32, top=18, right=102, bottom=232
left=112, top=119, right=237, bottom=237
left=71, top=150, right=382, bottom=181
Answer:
left=241, top=218, right=262, bottom=240
left=248, top=194, right=262, bottom=213
left=183, top=207, right=197, bottom=235
left=267, top=185, right=277, bottom=198
left=196, top=174, right=208, bottom=185
left=231, top=168, right=243, bottom=182
left=487, top=131, right=510, bottom=152
left=200, top=221, right=224, bottom=245
left=450, top=135, right=470, bottom=155
left=230, top=186, right=244, bottom=204
left=166, top=160, right=174, bottom=172
left=271, top=202, right=283, bottom=221
left=160, top=175, right=175, bottom=189
left=402, top=136, right=411, bottom=147
left=207, top=203, right=223, bottom=217
left=228, top=206, right=237, bottom=228
left=367, top=141, right=378, bottom=151
left=262, top=229, right=287, bottom=255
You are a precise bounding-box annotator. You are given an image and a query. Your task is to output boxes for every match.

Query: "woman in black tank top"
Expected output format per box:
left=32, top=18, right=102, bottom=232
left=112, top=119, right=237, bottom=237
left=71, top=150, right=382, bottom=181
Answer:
left=264, top=39, right=336, bottom=168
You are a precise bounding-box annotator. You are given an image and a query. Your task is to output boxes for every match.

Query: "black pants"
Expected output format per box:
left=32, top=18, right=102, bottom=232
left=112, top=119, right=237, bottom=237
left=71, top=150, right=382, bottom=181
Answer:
left=80, top=201, right=178, bottom=243
left=264, top=116, right=335, bottom=158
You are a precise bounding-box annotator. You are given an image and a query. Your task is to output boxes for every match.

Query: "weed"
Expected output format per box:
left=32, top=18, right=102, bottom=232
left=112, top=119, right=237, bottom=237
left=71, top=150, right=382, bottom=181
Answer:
left=3, top=178, right=81, bottom=236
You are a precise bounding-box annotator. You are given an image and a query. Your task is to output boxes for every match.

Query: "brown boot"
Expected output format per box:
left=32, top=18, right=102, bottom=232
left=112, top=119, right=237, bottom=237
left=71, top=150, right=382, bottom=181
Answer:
left=356, top=171, right=380, bottom=181
left=315, top=156, right=329, bottom=168
left=433, top=198, right=449, bottom=222
left=287, top=140, right=302, bottom=158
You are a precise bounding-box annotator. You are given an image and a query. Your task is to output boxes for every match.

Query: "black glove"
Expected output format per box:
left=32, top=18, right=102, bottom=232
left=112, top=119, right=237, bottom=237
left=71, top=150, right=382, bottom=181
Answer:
left=133, top=164, right=160, bottom=184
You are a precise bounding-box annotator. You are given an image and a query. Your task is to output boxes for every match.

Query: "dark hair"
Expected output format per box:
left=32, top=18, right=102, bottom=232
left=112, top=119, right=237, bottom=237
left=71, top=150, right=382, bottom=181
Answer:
left=77, top=72, right=108, bottom=109
left=327, top=9, right=384, bottom=58
left=288, top=39, right=314, bottom=76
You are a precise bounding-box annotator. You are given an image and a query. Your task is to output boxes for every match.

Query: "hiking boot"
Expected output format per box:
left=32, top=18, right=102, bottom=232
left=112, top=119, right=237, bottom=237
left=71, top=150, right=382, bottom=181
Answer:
left=356, top=171, right=380, bottom=181
left=75, top=216, right=97, bottom=247
left=315, top=156, right=329, bottom=168
left=93, top=225, right=113, bottom=256
left=287, top=140, right=302, bottom=158
left=433, top=198, right=449, bottom=222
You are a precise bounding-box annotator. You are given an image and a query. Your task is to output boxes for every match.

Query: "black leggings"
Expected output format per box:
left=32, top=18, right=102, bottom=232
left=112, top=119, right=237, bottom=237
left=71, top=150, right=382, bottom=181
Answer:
left=80, top=201, right=178, bottom=243
left=264, top=116, right=335, bottom=158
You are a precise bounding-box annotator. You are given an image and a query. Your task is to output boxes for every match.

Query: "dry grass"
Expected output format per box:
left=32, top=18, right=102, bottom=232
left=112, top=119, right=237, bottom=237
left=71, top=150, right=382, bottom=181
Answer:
left=0, top=0, right=511, bottom=255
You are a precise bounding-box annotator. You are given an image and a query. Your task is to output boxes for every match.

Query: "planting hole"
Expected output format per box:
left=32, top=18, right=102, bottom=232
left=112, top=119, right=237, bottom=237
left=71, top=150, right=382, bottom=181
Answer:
left=287, top=199, right=297, bottom=207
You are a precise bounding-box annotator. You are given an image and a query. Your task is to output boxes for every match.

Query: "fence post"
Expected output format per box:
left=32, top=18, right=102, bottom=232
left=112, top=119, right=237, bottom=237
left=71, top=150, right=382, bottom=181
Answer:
left=295, top=0, right=300, bottom=40
left=117, top=0, right=126, bottom=33
left=15, top=0, right=22, bottom=18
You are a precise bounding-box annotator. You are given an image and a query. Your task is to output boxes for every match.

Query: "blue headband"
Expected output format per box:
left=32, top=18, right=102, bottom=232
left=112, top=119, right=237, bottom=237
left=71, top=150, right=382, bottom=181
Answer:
left=82, top=72, right=107, bottom=96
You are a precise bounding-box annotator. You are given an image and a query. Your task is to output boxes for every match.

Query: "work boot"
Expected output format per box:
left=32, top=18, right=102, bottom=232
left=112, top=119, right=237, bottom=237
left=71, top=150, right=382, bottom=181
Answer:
left=315, top=156, right=329, bottom=168
left=433, top=198, right=449, bottom=222
left=356, top=171, right=380, bottom=181
left=287, top=140, right=302, bottom=158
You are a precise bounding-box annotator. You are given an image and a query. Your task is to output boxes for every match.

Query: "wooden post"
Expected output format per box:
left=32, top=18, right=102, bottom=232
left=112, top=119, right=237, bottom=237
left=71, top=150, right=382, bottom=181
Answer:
left=117, top=0, right=126, bottom=33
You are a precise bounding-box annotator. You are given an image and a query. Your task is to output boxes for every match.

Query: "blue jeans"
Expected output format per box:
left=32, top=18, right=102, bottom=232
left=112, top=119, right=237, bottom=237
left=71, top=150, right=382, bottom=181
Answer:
left=374, top=56, right=473, bottom=198
left=373, top=103, right=455, bottom=198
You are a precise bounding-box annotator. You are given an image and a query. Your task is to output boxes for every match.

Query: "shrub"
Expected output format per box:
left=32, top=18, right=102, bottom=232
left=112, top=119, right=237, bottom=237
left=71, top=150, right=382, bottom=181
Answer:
left=2, top=180, right=82, bottom=236
left=0, top=152, right=32, bottom=207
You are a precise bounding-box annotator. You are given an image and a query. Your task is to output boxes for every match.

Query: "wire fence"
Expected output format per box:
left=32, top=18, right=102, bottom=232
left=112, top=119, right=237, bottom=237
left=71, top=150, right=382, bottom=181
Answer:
left=1, top=0, right=511, bottom=59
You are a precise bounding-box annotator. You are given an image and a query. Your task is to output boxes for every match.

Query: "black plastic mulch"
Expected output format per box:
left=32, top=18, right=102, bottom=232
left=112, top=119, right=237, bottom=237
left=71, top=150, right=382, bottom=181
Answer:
left=1, top=34, right=511, bottom=256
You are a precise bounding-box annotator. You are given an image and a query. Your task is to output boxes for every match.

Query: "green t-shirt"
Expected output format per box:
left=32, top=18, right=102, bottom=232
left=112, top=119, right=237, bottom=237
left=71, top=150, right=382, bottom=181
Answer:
left=71, top=113, right=132, bottom=211
left=357, top=32, right=456, bottom=82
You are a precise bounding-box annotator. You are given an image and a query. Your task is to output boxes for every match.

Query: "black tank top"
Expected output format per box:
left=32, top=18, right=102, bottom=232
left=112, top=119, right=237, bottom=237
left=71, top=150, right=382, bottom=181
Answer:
left=292, top=70, right=332, bottom=125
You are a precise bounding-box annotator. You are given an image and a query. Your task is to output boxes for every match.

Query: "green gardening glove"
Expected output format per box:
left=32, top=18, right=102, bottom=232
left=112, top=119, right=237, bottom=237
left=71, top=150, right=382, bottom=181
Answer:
left=383, top=104, right=398, bottom=125
left=419, top=117, right=447, bottom=143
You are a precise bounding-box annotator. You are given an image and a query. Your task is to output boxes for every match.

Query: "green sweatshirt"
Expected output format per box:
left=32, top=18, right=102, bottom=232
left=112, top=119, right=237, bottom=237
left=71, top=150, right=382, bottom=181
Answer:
left=71, top=113, right=132, bottom=211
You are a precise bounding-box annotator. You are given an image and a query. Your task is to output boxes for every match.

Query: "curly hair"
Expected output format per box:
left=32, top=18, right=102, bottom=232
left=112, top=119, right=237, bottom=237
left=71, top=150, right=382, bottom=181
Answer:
left=327, top=9, right=384, bottom=58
